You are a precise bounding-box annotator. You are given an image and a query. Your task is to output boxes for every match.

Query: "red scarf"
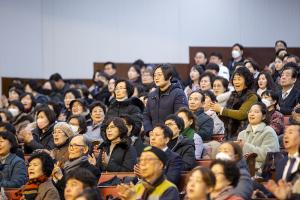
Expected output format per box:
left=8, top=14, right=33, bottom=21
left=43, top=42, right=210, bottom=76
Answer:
left=16, top=175, right=49, bottom=200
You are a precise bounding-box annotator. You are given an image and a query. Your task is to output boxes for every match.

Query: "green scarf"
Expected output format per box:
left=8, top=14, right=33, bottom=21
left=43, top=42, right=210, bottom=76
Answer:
left=181, top=128, right=196, bottom=139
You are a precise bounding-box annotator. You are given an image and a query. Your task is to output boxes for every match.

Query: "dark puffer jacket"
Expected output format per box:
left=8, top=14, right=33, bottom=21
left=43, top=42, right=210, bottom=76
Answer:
left=194, top=108, right=214, bottom=141
left=105, top=97, right=144, bottom=131
left=168, top=135, right=196, bottom=171
left=25, top=123, right=55, bottom=153
left=144, top=81, right=188, bottom=133
left=96, top=140, right=137, bottom=172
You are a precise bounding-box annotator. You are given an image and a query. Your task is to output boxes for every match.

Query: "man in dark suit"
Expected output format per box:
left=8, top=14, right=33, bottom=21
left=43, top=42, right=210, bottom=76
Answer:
left=275, top=122, right=300, bottom=181
left=277, top=65, right=300, bottom=115
left=146, top=124, right=184, bottom=185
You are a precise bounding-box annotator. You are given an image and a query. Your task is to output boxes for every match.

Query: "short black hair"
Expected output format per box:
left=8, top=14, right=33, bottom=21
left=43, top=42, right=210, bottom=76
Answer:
left=261, top=90, right=279, bottom=107
left=176, top=107, right=198, bottom=130
left=66, top=167, right=97, bottom=188
left=64, top=88, right=82, bottom=99
left=154, top=64, right=173, bottom=81
left=67, top=114, right=87, bottom=134
left=36, top=106, right=57, bottom=125
left=275, top=40, right=287, bottom=48
left=195, top=51, right=207, bottom=58
left=104, top=62, right=117, bottom=69
left=203, top=90, right=217, bottom=102
left=213, top=76, right=229, bottom=92
left=70, top=99, right=87, bottom=113
left=210, top=52, right=223, bottom=60
left=0, top=122, right=16, bottom=134
left=9, top=100, right=25, bottom=112
left=103, top=117, right=128, bottom=141
left=282, top=64, right=298, bottom=79
left=232, top=66, right=254, bottom=90
left=49, top=73, right=63, bottom=82
left=189, top=90, right=205, bottom=103
left=164, top=114, right=185, bottom=133
left=133, top=59, right=146, bottom=68
left=115, top=79, right=134, bottom=98
left=28, top=152, right=54, bottom=177
left=232, top=43, right=244, bottom=51
left=75, top=187, right=101, bottom=200
left=206, top=63, right=220, bottom=73
left=153, top=123, right=173, bottom=139
left=0, top=131, right=18, bottom=153
left=89, top=101, right=106, bottom=114
left=210, top=159, right=240, bottom=187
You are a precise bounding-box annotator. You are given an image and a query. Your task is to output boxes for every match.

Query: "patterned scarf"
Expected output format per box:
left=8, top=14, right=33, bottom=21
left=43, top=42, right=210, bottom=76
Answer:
left=223, top=89, right=255, bottom=140
left=16, top=175, right=49, bottom=200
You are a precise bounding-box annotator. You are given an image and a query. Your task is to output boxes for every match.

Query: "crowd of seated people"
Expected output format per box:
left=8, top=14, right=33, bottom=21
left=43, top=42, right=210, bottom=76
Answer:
left=0, top=40, right=300, bottom=199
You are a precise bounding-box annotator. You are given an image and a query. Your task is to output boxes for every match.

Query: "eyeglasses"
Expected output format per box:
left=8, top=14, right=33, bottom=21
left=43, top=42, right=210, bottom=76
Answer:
left=106, top=125, right=117, bottom=130
left=69, top=143, right=86, bottom=149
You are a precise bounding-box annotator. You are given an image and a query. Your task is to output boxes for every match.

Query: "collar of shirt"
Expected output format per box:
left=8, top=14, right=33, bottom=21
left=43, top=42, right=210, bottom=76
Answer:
left=282, top=85, right=294, bottom=98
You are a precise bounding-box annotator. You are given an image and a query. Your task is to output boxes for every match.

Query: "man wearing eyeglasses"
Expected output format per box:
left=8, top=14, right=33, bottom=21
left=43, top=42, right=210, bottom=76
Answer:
left=117, top=146, right=180, bottom=200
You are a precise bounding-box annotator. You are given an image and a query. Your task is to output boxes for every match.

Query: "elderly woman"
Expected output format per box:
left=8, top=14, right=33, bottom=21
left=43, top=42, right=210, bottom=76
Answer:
left=210, top=160, right=244, bottom=200
left=51, top=122, right=74, bottom=167
left=22, top=106, right=57, bottom=153
left=85, top=101, right=106, bottom=143
left=17, top=152, right=60, bottom=200
left=69, top=99, right=90, bottom=120
left=213, top=76, right=231, bottom=107
left=96, top=117, right=137, bottom=172
left=67, top=115, right=87, bottom=135
left=211, top=67, right=258, bottom=140
left=184, top=166, right=215, bottom=200
left=105, top=79, right=144, bottom=131
left=237, top=102, right=280, bottom=169
left=0, top=131, right=27, bottom=188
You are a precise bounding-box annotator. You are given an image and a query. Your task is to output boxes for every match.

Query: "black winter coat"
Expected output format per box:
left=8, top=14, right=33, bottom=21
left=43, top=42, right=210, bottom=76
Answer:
left=25, top=123, right=55, bottom=153
left=143, top=81, right=188, bottom=133
left=168, top=135, right=196, bottom=171
left=164, top=148, right=183, bottom=185
left=96, top=140, right=137, bottom=172
left=105, top=97, right=144, bottom=131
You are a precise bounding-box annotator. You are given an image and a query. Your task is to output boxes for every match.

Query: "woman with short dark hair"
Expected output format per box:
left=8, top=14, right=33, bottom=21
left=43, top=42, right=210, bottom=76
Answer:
left=0, top=131, right=27, bottom=188
left=23, top=106, right=57, bottom=153
left=96, top=117, right=137, bottom=172
left=17, top=152, right=60, bottom=200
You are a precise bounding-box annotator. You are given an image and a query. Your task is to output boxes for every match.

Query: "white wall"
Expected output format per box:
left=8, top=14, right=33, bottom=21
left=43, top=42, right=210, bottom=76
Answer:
left=0, top=0, right=300, bottom=82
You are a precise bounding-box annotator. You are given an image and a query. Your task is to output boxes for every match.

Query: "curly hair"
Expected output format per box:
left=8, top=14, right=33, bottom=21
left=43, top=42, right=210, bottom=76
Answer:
left=28, top=152, right=54, bottom=177
left=210, top=159, right=240, bottom=187
left=232, top=66, right=254, bottom=90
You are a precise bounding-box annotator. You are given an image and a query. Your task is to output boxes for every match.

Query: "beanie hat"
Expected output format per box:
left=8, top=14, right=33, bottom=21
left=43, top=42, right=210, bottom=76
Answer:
left=54, top=122, right=74, bottom=138
left=143, top=146, right=167, bottom=166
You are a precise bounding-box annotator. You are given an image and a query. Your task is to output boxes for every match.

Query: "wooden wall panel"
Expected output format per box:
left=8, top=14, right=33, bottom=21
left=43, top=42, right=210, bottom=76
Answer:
left=189, top=47, right=300, bottom=70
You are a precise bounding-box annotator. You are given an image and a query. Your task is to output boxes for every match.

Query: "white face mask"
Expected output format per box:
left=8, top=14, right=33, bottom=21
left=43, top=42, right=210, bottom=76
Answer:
left=70, top=125, right=79, bottom=134
left=215, top=152, right=233, bottom=161
left=232, top=50, right=241, bottom=59
left=8, top=108, right=19, bottom=117
left=262, top=99, right=272, bottom=108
